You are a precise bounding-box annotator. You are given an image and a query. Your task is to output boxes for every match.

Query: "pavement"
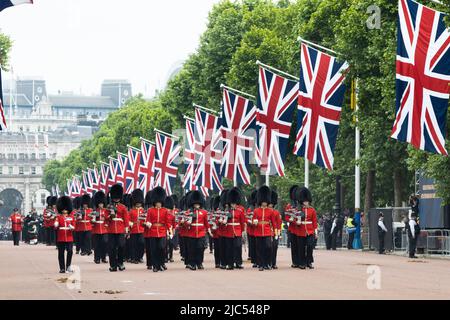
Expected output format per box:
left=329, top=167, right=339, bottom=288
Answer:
left=1, top=241, right=449, bottom=300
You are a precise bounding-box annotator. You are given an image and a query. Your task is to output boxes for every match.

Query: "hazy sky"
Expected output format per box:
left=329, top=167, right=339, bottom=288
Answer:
left=0, top=0, right=220, bottom=97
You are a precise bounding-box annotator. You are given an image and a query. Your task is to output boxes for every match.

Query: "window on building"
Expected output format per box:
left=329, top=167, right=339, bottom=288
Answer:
left=19, top=167, right=24, bottom=175
left=0, top=167, right=2, bottom=175
left=19, top=153, right=25, bottom=160
left=8, top=167, right=13, bottom=175
left=41, top=193, right=46, bottom=206
left=31, top=167, right=36, bottom=175
left=31, top=153, right=36, bottom=160
left=40, top=153, right=46, bottom=160
left=8, top=154, right=13, bottom=160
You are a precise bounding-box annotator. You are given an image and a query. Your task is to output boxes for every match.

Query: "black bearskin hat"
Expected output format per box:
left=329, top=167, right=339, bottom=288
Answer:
left=49, top=196, right=58, bottom=207
left=123, top=194, right=132, bottom=209
left=212, top=196, right=221, bottom=211
left=249, top=190, right=257, bottom=207
left=289, top=185, right=299, bottom=201
left=110, top=184, right=123, bottom=201
left=296, top=187, right=312, bottom=204
left=56, top=196, right=73, bottom=214
left=145, top=191, right=152, bottom=207
left=46, top=196, right=52, bottom=206
left=93, top=191, right=107, bottom=208
left=81, top=194, right=91, bottom=207
left=227, top=187, right=242, bottom=205
left=72, top=197, right=81, bottom=210
left=220, top=189, right=229, bottom=209
left=271, top=190, right=278, bottom=206
left=131, top=189, right=144, bottom=206
left=171, top=194, right=179, bottom=209
left=151, top=187, right=166, bottom=206
left=188, top=190, right=205, bottom=208
left=257, top=186, right=272, bottom=206
left=164, top=196, right=175, bottom=210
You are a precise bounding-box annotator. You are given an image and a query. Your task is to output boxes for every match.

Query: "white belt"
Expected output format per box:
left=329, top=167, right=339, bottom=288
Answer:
left=80, top=220, right=90, bottom=223
left=112, top=218, right=123, bottom=222
left=60, top=227, right=70, bottom=230
left=94, top=221, right=105, bottom=224
left=301, top=222, right=313, bottom=225
left=191, top=223, right=203, bottom=227
left=228, top=223, right=241, bottom=226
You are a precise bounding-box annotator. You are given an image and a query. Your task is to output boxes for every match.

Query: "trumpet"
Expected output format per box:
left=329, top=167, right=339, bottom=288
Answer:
left=216, top=210, right=232, bottom=225
left=137, top=208, right=147, bottom=221
left=107, top=203, right=118, bottom=218
left=285, top=208, right=306, bottom=225
left=44, top=208, right=57, bottom=220
left=89, top=210, right=101, bottom=220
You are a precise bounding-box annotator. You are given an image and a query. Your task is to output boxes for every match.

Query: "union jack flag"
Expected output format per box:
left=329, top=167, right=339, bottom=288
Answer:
left=82, top=171, right=93, bottom=196
left=117, top=152, right=134, bottom=194
left=88, top=167, right=100, bottom=193
left=128, top=146, right=142, bottom=190
left=0, top=0, right=33, bottom=12
left=183, top=119, right=210, bottom=197
left=256, top=67, right=298, bottom=177
left=220, top=89, right=257, bottom=185
left=109, top=157, right=120, bottom=186
left=139, top=139, right=156, bottom=195
left=391, top=0, right=450, bottom=155
left=154, top=132, right=181, bottom=196
left=69, top=176, right=82, bottom=198
left=100, top=162, right=111, bottom=193
left=193, top=108, right=223, bottom=192
left=294, top=43, right=349, bottom=170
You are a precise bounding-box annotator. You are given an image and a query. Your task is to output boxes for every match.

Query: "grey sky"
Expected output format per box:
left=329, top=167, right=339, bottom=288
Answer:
left=0, top=0, right=219, bottom=97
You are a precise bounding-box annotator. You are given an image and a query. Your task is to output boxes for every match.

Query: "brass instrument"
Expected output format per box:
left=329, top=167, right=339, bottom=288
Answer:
left=285, top=207, right=306, bottom=225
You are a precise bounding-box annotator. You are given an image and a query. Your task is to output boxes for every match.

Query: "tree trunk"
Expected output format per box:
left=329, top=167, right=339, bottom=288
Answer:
left=393, top=168, right=403, bottom=208
left=364, top=170, right=376, bottom=215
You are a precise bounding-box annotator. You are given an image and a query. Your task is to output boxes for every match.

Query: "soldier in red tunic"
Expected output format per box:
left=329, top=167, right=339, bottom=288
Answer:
left=184, top=190, right=210, bottom=271
left=269, top=191, right=282, bottom=270
left=10, top=208, right=23, bottom=246
left=252, top=186, right=277, bottom=271
left=246, top=190, right=257, bottom=268
left=91, top=191, right=109, bottom=264
left=296, top=187, right=318, bottom=270
left=209, top=196, right=221, bottom=268
left=144, top=187, right=172, bottom=272
left=54, top=196, right=75, bottom=274
left=106, top=184, right=129, bottom=272
left=129, top=189, right=145, bottom=264
left=164, top=196, right=177, bottom=263
left=222, top=188, right=246, bottom=270
left=76, top=194, right=93, bottom=256
left=284, top=185, right=300, bottom=268
left=44, top=196, right=57, bottom=246
left=217, top=190, right=229, bottom=269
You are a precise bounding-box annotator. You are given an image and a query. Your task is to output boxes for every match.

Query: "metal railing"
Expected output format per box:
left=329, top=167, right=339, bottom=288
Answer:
left=394, top=230, right=450, bottom=256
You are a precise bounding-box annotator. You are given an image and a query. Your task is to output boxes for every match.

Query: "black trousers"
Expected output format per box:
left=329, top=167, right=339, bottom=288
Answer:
left=324, top=232, right=332, bottom=250
left=347, top=233, right=355, bottom=250
left=130, top=233, right=144, bottom=262
left=167, top=237, right=174, bottom=260
left=149, top=237, right=166, bottom=268
left=125, top=236, right=132, bottom=260
left=186, top=237, right=205, bottom=267
left=223, top=237, right=243, bottom=267
left=213, top=238, right=221, bottom=266
left=74, top=231, right=80, bottom=252
left=46, top=227, right=55, bottom=245
left=298, top=235, right=314, bottom=267
left=409, top=237, right=417, bottom=258
left=248, top=235, right=256, bottom=263
left=219, top=237, right=226, bottom=267
left=255, top=236, right=271, bottom=268
left=208, top=234, right=214, bottom=252
left=93, top=234, right=108, bottom=261
left=290, top=233, right=300, bottom=266
left=179, top=236, right=186, bottom=259
left=331, top=231, right=338, bottom=250
left=378, top=232, right=385, bottom=254
left=57, top=242, right=73, bottom=271
left=108, top=234, right=125, bottom=269
left=271, top=237, right=279, bottom=267
left=78, top=231, right=92, bottom=254
left=145, top=238, right=152, bottom=267
left=12, top=231, right=21, bottom=246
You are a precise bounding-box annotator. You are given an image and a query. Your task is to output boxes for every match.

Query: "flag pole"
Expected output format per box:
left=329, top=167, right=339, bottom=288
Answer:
left=220, top=84, right=256, bottom=100
left=154, top=128, right=180, bottom=140
left=127, top=144, right=141, bottom=152
left=265, top=172, right=270, bottom=187
left=353, top=79, right=362, bottom=250
left=183, top=115, right=195, bottom=122
left=140, top=137, right=155, bottom=145
left=297, top=36, right=338, bottom=56
left=305, top=159, right=310, bottom=188
left=193, top=103, right=219, bottom=115
left=256, top=61, right=299, bottom=81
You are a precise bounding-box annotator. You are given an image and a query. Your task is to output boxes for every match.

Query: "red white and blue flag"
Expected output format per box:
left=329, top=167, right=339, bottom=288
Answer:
left=193, top=108, right=223, bottom=192
left=139, top=139, right=156, bottom=195
left=128, top=146, right=142, bottom=190
left=117, top=152, right=134, bottom=194
left=88, top=167, right=100, bottom=193
left=100, top=162, right=111, bottom=193
left=391, top=0, right=450, bottom=155
left=294, top=43, right=349, bottom=170
left=109, top=157, right=120, bottom=186
left=0, top=0, right=32, bottom=12
left=82, top=171, right=93, bottom=196
left=154, top=132, right=181, bottom=196
left=220, top=88, right=257, bottom=185
left=256, top=67, right=298, bottom=177
left=183, top=119, right=209, bottom=197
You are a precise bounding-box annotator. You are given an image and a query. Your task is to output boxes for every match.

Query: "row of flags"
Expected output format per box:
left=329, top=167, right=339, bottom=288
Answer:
left=2, top=0, right=450, bottom=198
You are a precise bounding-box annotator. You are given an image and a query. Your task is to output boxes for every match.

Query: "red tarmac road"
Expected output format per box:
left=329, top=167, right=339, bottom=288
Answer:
left=0, top=241, right=449, bottom=300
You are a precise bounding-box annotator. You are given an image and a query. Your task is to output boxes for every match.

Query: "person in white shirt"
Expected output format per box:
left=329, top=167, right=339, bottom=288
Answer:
left=378, top=213, right=388, bottom=254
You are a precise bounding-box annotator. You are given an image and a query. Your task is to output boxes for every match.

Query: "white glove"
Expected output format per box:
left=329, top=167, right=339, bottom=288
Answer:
left=125, top=227, right=129, bottom=234
left=289, top=217, right=294, bottom=222
left=296, top=220, right=302, bottom=226
left=129, top=222, right=134, bottom=228
left=145, top=222, right=152, bottom=228
left=69, top=225, right=75, bottom=230
left=253, top=219, right=259, bottom=226
left=274, top=235, right=279, bottom=241
left=247, top=219, right=252, bottom=224
left=169, top=234, right=174, bottom=239
left=54, top=222, right=59, bottom=228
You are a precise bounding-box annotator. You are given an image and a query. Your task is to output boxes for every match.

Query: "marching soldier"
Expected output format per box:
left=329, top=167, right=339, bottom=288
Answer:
left=44, top=196, right=58, bottom=246
left=76, top=195, right=93, bottom=256
left=247, top=190, right=257, bottom=267
left=54, top=196, right=75, bottom=274
left=123, top=194, right=132, bottom=262
left=269, top=191, right=282, bottom=270
left=184, top=190, right=210, bottom=271
left=210, top=196, right=221, bottom=268
left=284, top=186, right=300, bottom=268
left=296, top=187, right=318, bottom=270
left=165, top=196, right=177, bottom=263
left=144, top=187, right=172, bottom=272
left=221, top=188, right=246, bottom=270
left=252, top=186, right=277, bottom=271
left=218, top=190, right=229, bottom=269
left=10, top=208, right=23, bottom=246
left=72, top=197, right=81, bottom=254
left=143, top=190, right=154, bottom=269
left=106, top=184, right=129, bottom=272
left=177, top=196, right=187, bottom=264
left=129, top=189, right=145, bottom=264
left=91, top=191, right=109, bottom=264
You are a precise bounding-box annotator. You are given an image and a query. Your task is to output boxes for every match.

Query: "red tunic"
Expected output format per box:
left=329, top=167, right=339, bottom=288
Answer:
left=129, top=208, right=145, bottom=234
left=91, top=208, right=109, bottom=235
left=144, top=207, right=171, bottom=238
left=184, top=209, right=209, bottom=239
left=75, top=209, right=93, bottom=232
left=55, top=214, right=75, bottom=243
left=252, top=207, right=276, bottom=237
left=246, top=208, right=255, bottom=237
left=271, top=209, right=282, bottom=237
left=106, top=204, right=129, bottom=234
left=221, top=207, right=246, bottom=238
left=10, top=213, right=23, bottom=232
left=43, top=208, right=56, bottom=228
left=297, top=207, right=318, bottom=237
left=284, top=204, right=300, bottom=236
